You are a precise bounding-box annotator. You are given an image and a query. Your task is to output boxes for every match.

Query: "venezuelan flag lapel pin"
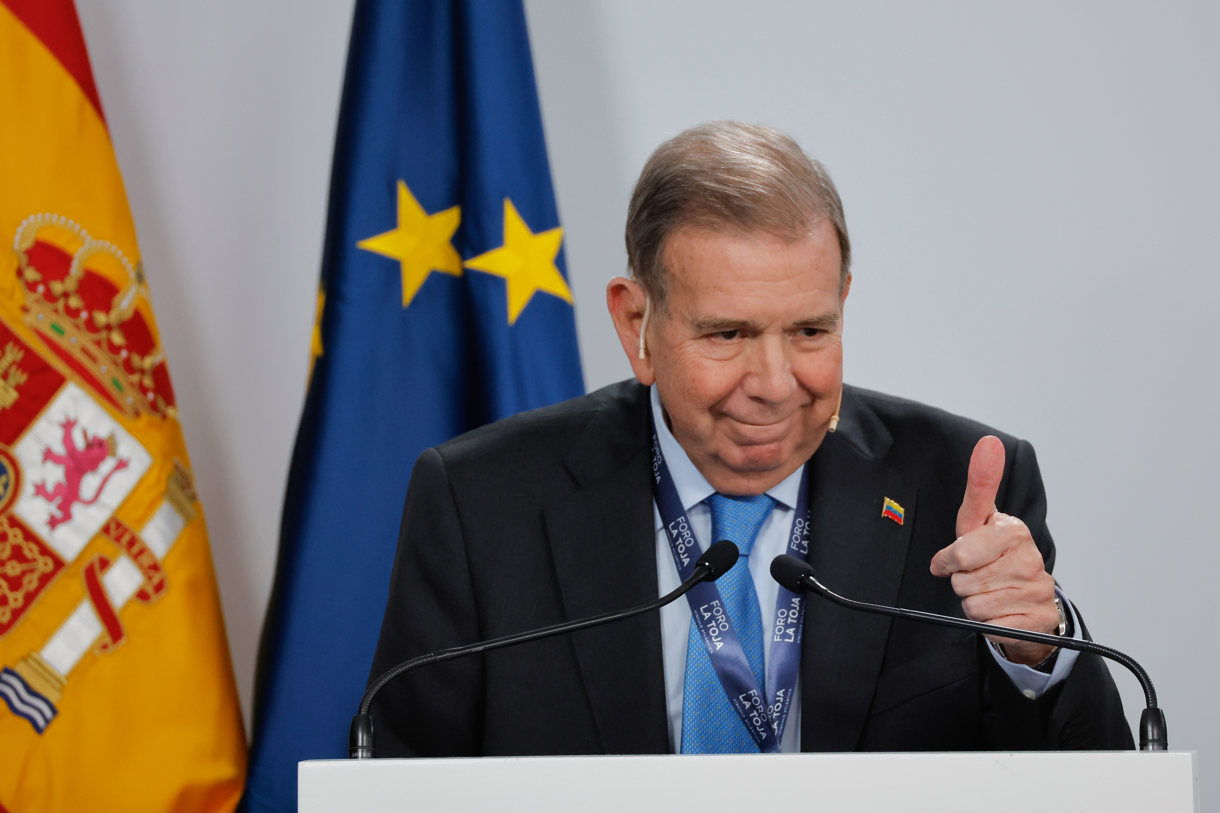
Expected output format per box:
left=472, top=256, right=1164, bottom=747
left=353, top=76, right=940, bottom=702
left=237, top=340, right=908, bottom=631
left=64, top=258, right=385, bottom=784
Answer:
left=881, top=497, right=905, bottom=525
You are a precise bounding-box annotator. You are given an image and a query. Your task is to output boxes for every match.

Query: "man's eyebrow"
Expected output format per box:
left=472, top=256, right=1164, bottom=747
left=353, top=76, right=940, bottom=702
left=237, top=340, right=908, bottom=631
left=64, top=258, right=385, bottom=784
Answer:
left=791, top=312, right=841, bottom=331
left=688, top=312, right=841, bottom=333
left=690, top=316, right=761, bottom=333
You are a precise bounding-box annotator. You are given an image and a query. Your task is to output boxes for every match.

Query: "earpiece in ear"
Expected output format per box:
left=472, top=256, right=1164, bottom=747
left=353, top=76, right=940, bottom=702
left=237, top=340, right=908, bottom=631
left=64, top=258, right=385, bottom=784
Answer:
left=637, top=296, right=651, bottom=360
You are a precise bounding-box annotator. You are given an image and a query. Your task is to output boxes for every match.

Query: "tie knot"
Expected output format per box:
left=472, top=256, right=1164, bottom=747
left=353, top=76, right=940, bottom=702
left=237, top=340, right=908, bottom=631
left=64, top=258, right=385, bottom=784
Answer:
left=707, top=493, right=775, bottom=557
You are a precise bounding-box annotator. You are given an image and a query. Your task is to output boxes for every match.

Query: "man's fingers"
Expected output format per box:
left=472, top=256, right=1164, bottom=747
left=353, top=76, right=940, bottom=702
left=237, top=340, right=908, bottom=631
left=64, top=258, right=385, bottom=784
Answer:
left=956, top=435, right=1005, bottom=537
left=929, top=544, right=956, bottom=577
left=930, top=524, right=996, bottom=577
left=959, top=575, right=1056, bottom=622
left=930, top=512, right=1028, bottom=578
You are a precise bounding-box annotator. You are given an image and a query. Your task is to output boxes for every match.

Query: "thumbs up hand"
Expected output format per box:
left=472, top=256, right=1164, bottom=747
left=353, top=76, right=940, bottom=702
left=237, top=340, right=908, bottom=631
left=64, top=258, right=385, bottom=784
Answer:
left=930, top=436, right=1059, bottom=666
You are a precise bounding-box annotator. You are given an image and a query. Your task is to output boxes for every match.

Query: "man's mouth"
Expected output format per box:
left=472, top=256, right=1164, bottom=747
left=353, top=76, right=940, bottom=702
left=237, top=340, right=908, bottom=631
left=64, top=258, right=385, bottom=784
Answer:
left=724, top=414, right=797, bottom=445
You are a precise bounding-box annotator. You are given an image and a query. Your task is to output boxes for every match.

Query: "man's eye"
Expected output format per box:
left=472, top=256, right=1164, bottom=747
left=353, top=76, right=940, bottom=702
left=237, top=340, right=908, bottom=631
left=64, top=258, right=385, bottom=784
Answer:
left=713, top=330, right=740, bottom=341
left=800, top=327, right=823, bottom=338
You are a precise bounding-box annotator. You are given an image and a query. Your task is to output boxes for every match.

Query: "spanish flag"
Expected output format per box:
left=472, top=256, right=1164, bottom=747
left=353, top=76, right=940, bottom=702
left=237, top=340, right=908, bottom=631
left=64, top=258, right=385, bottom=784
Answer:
left=0, top=2, right=246, bottom=810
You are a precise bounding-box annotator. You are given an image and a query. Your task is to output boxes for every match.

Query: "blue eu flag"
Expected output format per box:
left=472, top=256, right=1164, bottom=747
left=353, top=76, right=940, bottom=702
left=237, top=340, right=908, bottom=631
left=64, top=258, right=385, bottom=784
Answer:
left=242, top=2, right=583, bottom=809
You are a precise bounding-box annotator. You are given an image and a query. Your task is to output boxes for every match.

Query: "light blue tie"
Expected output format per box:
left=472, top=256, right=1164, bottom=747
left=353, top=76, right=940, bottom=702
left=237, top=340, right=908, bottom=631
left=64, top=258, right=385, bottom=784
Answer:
left=680, top=493, right=774, bottom=753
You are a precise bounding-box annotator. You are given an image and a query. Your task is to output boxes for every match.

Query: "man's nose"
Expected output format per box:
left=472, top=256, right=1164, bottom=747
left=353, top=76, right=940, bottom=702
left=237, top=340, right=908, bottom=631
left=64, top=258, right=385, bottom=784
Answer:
left=742, top=336, right=796, bottom=402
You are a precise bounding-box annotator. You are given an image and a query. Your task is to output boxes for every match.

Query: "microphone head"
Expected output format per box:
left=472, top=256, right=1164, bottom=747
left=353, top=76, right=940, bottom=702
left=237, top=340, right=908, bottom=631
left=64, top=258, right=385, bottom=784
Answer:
left=770, top=553, right=815, bottom=592
left=696, top=540, right=739, bottom=581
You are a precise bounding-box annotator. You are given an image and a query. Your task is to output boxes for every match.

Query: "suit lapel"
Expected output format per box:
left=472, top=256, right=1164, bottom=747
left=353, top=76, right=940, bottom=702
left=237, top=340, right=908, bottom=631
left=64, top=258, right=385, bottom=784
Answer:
left=800, top=393, right=917, bottom=751
left=542, top=385, right=670, bottom=753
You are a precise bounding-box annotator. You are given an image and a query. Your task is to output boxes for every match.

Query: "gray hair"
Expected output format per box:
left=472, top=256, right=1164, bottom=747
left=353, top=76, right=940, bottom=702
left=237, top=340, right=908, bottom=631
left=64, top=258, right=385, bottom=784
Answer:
left=625, top=121, right=851, bottom=307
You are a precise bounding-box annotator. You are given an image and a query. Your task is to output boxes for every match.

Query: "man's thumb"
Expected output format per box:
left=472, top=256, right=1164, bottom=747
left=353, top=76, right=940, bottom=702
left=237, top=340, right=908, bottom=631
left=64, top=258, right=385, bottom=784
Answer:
left=956, top=435, right=1005, bottom=536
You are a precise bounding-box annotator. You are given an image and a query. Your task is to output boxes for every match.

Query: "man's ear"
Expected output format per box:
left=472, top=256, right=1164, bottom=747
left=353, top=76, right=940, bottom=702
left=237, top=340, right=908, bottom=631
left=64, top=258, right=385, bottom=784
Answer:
left=839, top=271, right=851, bottom=327
left=606, top=277, right=656, bottom=386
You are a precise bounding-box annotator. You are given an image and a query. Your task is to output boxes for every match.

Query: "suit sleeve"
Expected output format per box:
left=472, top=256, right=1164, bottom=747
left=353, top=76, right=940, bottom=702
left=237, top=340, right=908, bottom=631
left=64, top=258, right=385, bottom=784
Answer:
left=983, top=437, right=1134, bottom=749
left=367, top=447, right=485, bottom=757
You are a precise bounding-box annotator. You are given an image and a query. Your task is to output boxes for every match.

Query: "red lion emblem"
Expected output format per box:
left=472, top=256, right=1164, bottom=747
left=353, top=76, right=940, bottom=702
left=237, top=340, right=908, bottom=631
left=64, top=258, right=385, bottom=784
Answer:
left=33, top=417, right=129, bottom=530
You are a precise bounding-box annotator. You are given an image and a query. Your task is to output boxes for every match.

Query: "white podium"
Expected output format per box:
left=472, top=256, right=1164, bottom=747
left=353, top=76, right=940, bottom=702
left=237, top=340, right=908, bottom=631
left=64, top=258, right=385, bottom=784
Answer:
left=300, top=751, right=1197, bottom=812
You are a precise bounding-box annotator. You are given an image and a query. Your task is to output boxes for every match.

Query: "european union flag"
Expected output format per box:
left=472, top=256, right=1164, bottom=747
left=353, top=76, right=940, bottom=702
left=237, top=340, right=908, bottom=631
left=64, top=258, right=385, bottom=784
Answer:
left=242, top=1, right=583, bottom=809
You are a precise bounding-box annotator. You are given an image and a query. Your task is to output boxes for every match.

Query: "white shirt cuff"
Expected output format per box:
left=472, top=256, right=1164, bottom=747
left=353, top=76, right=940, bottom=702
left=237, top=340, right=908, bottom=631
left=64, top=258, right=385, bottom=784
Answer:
left=987, top=587, right=1081, bottom=699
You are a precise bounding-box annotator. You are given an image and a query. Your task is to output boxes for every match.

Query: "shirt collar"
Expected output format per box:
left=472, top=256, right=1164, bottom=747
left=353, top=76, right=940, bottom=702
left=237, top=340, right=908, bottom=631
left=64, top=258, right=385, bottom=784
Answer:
left=649, top=385, right=804, bottom=512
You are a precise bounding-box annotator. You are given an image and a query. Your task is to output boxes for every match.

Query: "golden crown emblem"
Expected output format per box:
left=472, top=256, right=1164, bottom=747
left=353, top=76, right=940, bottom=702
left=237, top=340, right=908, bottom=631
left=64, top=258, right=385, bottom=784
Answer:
left=12, top=213, right=176, bottom=419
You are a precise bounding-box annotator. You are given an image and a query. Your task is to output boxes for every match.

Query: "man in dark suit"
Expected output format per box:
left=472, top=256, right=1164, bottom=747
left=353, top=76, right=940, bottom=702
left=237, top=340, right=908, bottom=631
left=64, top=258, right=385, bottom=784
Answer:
left=367, top=122, right=1133, bottom=756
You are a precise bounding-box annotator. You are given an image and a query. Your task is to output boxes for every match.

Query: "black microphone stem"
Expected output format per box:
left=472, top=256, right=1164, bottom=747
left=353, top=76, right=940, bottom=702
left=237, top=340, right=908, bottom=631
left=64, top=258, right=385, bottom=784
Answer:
left=351, top=540, right=738, bottom=758
left=360, top=566, right=708, bottom=714
left=782, top=561, right=1166, bottom=751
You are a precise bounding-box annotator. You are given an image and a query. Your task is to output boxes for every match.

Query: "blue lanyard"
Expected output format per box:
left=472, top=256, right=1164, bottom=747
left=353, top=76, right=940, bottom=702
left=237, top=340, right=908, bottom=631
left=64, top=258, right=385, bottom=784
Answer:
left=650, top=425, right=810, bottom=752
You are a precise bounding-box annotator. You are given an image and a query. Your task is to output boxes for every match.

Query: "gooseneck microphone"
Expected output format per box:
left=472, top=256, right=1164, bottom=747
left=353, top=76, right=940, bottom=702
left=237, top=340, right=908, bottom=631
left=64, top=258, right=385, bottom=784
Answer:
left=770, top=554, right=1167, bottom=751
left=349, top=539, right=740, bottom=758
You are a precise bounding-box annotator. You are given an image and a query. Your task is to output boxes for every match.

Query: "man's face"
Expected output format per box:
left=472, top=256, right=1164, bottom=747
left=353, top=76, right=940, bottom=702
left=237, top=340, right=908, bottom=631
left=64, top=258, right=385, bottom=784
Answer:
left=626, top=221, right=848, bottom=495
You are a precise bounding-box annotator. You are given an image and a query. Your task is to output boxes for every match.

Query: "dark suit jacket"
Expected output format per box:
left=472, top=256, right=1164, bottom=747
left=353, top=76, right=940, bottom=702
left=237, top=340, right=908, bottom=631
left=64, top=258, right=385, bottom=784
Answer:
left=368, top=381, right=1133, bottom=756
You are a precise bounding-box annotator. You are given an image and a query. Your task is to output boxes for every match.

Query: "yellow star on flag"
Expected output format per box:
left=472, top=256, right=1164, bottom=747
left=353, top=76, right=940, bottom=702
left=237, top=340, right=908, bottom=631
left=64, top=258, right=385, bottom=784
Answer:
left=308, top=287, right=325, bottom=383
left=357, top=179, right=462, bottom=307
left=464, top=198, right=573, bottom=325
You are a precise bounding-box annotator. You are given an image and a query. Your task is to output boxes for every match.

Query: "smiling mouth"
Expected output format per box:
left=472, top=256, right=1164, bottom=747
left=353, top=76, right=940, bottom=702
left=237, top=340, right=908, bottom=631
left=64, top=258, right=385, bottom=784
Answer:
left=728, top=410, right=800, bottom=428
left=726, top=416, right=797, bottom=444
left=734, top=417, right=790, bottom=427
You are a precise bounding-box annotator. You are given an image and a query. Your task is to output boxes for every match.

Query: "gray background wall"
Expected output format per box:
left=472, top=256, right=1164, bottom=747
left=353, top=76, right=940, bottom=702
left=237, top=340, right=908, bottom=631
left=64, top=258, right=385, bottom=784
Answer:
left=77, top=1, right=1215, bottom=806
